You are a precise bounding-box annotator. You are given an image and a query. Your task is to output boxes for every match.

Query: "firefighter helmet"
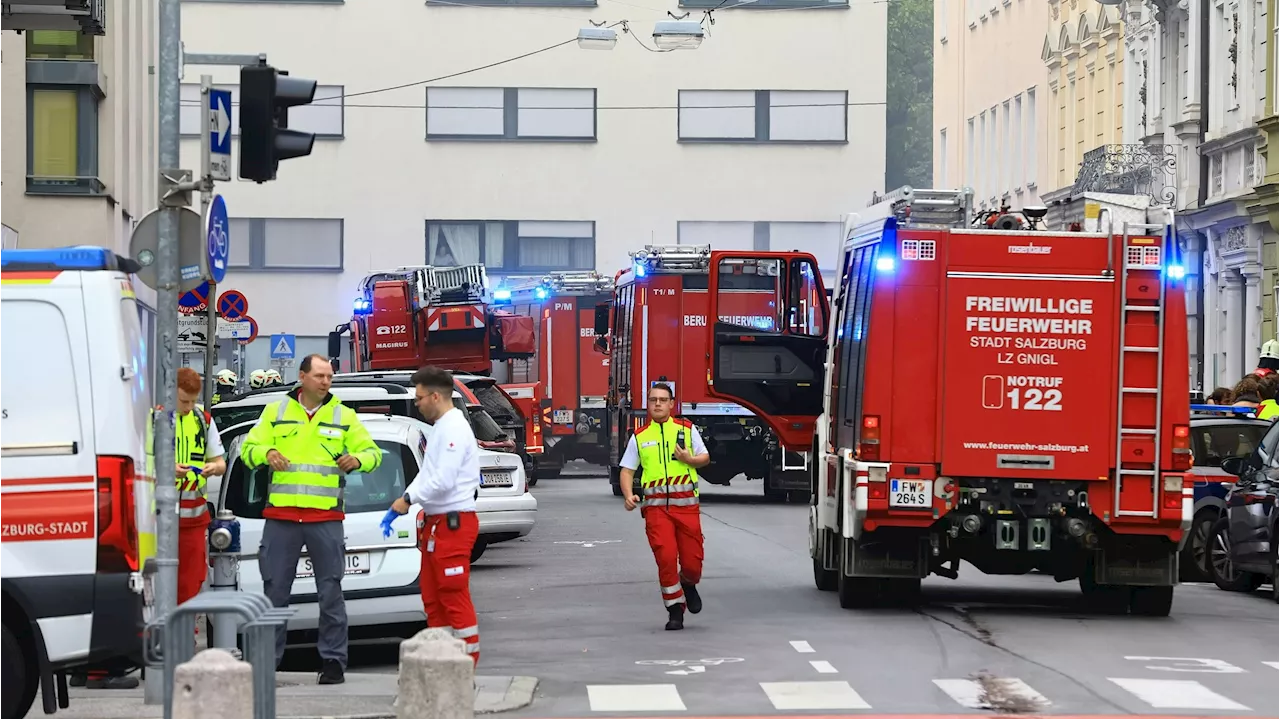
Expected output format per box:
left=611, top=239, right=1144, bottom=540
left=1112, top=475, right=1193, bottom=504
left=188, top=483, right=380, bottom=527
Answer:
left=214, top=369, right=237, bottom=387
left=249, top=369, right=269, bottom=389
left=264, top=368, right=283, bottom=386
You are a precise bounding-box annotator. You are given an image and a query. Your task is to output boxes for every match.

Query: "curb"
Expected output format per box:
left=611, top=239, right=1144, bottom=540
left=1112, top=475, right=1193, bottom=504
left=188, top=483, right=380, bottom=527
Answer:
left=284, top=676, right=539, bottom=719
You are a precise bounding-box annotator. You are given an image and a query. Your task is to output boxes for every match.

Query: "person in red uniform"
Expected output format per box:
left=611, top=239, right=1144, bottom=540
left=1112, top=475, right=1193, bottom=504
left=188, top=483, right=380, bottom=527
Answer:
left=386, top=366, right=482, bottom=665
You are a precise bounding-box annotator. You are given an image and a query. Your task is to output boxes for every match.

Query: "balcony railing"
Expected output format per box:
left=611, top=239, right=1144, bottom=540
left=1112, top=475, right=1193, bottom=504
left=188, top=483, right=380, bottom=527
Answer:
left=26, top=175, right=106, bottom=195
left=1070, top=143, right=1178, bottom=208
left=3, top=0, right=106, bottom=36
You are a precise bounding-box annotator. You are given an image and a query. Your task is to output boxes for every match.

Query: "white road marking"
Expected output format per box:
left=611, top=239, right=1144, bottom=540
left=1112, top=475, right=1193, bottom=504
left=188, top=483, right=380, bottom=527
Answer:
left=1124, top=656, right=1246, bottom=673
left=588, top=684, right=686, bottom=712
left=1264, top=661, right=1280, bottom=670
left=809, top=660, right=838, bottom=674
left=760, top=681, right=871, bottom=710
left=1108, top=678, right=1250, bottom=711
left=932, top=678, right=1050, bottom=710
left=789, top=640, right=815, bottom=653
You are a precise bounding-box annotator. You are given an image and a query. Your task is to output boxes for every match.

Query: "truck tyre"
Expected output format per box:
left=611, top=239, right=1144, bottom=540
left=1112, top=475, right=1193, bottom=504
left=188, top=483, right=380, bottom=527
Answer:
left=1129, top=585, right=1174, bottom=617
left=1209, top=517, right=1264, bottom=592
left=810, top=516, right=837, bottom=592
left=2, top=622, right=36, bottom=719
left=1078, top=563, right=1130, bottom=615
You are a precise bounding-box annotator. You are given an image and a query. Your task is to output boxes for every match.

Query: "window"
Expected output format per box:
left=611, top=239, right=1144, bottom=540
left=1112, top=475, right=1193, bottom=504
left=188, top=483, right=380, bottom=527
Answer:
left=1026, top=87, right=1037, bottom=185
left=26, top=30, right=93, bottom=60
left=229, top=218, right=344, bottom=271
left=1192, top=424, right=1270, bottom=468
left=425, top=87, right=596, bottom=141
left=713, top=256, right=784, bottom=332
left=224, top=437, right=416, bottom=519
left=26, top=87, right=101, bottom=194
left=835, top=242, right=878, bottom=449
left=424, top=220, right=595, bottom=275
left=768, top=222, right=842, bottom=276
left=678, top=90, right=847, bottom=143
left=179, top=84, right=345, bottom=138
left=939, top=128, right=948, bottom=187
left=0, top=300, right=82, bottom=451
left=787, top=258, right=826, bottom=337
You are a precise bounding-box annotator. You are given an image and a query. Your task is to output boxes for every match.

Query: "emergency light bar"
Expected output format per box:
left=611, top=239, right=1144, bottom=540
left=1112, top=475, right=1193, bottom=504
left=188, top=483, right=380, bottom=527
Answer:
left=0, top=246, right=139, bottom=273
left=864, top=186, right=974, bottom=228
left=631, top=244, right=711, bottom=275
left=490, top=271, right=614, bottom=304
left=1189, top=404, right=1259, bottom=415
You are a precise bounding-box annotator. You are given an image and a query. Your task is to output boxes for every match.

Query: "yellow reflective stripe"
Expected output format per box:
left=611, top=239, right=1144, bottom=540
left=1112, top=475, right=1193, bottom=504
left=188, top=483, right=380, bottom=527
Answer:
left=269, top=483, right=342, bottom=498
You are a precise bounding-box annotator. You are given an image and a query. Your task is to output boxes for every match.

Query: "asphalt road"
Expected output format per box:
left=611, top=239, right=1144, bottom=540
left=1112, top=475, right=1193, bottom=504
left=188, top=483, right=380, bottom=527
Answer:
left=301, top=463, right=1280, bottom=718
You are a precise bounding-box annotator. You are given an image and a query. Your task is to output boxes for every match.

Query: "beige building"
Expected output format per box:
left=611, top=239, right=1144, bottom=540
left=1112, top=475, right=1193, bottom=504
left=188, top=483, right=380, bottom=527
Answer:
left=933, top=0, right=1048, bottom=210
left=1, top=11, right=158, bottom=266
left=1040, top=1, right=1125, bottom=203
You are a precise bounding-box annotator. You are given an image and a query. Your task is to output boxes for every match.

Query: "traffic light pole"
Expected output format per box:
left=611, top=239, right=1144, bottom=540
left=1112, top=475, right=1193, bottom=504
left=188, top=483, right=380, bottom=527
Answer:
left=149, top=0, right=183, bottom=705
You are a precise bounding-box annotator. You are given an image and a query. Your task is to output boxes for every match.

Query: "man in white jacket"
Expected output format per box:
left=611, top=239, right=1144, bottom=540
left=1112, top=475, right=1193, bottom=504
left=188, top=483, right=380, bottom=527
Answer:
left=388, top=366, right=481, bottom=664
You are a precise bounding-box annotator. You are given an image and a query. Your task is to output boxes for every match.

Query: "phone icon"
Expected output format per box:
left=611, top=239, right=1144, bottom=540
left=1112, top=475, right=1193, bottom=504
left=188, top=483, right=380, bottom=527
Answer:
left=982, top=375, right=1005, bottom=409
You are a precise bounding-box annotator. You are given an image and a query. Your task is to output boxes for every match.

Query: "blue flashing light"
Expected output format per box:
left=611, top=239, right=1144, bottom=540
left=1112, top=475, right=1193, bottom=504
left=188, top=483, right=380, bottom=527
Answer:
left=634, top=262, right=647, bottom=278
left=1165, top=264, right=1186, bottom=281
left=875, top=256, right=895, bottom=273
left=1190, top=404, right=1257, bottom=415
left=0, top=246, right=114, bottom=271
left=534, top=287, right=549, bottom=300
left=353, top=297, right=372, bottom=314
left=493, top=289, right=512, bottom=301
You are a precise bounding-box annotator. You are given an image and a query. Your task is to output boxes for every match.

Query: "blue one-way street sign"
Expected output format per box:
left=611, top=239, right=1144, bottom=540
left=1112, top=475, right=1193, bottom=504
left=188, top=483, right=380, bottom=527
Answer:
left=270, top=333, right=296, bottom=360
left=209, top=88, right=232, bottom=181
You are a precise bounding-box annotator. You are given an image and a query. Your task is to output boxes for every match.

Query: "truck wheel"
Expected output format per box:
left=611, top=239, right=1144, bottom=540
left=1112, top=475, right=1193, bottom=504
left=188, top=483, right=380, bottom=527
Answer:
left=1129, top=585, right=1174, bottom=616
left=1079, top=565, right=1130, bottom=615
left=2, top=622, right=37, bottom=719
left=811, top=519, right=837, bottom=592
left=1209, top=517, right=1264, bottom=592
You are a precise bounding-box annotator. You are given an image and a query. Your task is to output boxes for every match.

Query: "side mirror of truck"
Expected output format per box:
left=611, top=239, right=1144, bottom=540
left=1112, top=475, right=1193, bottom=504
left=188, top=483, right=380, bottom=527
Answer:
left=327, top=330, right=343, bottom=360
left=594, top=303, right=610, bottom=337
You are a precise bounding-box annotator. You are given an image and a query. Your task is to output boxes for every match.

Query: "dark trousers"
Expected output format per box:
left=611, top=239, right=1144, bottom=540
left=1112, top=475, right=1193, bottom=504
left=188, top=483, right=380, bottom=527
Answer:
left=259, top=519, right=348, bottom=668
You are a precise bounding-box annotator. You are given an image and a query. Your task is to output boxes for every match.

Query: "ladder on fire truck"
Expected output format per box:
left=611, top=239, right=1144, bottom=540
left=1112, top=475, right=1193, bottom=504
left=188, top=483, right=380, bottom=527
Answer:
left=630, top=245, right=712, bottom=275
left=859, top=186, right=975, bottom=228
left=359, top=263, right=489, bottom=308
left=496, top=271, right=614, bottom=301
left=1113, top=218, right=1173, bottom=519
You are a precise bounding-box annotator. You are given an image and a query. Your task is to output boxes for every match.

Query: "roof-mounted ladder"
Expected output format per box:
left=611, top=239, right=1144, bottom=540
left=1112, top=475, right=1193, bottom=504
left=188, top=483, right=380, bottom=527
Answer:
left=1113, top=221, right=1171, bottom=519
left=861, top=186, right=975, bottom=228
left=631, top=245, right=711, bottom=274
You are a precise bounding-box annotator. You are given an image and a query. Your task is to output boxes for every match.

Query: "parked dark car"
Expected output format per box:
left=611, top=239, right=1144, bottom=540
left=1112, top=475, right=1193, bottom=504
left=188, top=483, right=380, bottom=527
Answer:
left=1210, top=420, right=1278, bottom=600
left=1182, top=408, right=1272, bottom=581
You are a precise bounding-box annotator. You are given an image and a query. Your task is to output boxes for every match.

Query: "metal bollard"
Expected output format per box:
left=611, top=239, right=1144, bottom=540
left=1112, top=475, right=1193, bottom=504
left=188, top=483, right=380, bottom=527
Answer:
left=206, top=510, right=242, bottom=650
left=151, top=590, right=293, bottom=719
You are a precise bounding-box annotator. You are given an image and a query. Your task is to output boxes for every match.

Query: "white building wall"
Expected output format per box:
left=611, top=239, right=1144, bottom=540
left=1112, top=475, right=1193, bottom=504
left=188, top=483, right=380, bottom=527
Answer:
left=177, top=0, right=886, bottom=346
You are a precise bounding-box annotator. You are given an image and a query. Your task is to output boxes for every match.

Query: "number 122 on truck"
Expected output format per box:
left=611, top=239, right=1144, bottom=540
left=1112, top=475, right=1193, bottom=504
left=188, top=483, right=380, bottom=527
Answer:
left=701, top=187, right=1194, bottom=616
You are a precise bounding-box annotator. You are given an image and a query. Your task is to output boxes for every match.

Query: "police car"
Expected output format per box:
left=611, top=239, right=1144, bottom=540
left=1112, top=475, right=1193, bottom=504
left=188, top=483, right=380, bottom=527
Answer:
left=210, top=386, right=536, bottom=643
left=1, top=247, right=156, bottom=719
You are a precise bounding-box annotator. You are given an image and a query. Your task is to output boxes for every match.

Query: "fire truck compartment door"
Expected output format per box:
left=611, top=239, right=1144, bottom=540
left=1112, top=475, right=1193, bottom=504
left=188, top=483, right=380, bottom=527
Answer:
left=940, top=273, right=1116, bottom=481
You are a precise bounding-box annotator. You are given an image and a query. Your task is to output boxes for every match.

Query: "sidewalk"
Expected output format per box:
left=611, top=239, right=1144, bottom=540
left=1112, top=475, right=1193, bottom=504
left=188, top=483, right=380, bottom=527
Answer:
left=37, top=672, right=538, bottom=718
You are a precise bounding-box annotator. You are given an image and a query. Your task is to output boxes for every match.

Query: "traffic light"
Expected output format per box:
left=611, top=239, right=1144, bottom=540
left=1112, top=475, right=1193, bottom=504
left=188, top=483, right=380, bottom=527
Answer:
left=238, top=62, right=318, bottom=183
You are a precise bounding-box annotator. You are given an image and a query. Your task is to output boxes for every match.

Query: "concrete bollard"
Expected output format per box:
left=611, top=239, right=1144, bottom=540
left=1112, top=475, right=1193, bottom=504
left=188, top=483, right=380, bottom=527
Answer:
left=399, top=627, right=461, bottom=665
left=172, top=648, right=253, bottom=719
left=395, top=636, right=475, bottom=719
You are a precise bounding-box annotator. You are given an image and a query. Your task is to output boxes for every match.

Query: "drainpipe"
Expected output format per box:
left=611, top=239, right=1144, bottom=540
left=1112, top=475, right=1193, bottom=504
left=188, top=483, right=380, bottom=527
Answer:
left=1194, top=0, right=1210, bottom=389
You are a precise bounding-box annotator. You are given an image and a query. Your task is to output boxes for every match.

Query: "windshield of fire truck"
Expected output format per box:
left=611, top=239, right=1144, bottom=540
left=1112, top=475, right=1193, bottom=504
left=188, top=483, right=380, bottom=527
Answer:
left=712, top=258, right=781, bottom=332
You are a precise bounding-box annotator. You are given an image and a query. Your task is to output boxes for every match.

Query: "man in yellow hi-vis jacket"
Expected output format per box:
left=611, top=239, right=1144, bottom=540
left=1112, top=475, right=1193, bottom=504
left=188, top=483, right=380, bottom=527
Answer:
left=240, top=354, right=381, bottom=685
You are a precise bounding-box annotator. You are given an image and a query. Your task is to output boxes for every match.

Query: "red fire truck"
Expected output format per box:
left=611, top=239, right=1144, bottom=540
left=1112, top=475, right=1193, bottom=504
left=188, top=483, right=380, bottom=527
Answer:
left=330, top=263, right=535, bottom=375
left=701, top=187, right=1193, bottom=615
left=494, top=272, right=614, bottom=476
left=601, top=245, right=810, bottom=499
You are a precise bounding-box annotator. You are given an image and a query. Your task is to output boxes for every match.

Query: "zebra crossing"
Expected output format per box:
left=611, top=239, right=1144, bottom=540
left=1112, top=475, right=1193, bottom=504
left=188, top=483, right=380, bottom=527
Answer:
left=583, top=666, right=1275, bottom=713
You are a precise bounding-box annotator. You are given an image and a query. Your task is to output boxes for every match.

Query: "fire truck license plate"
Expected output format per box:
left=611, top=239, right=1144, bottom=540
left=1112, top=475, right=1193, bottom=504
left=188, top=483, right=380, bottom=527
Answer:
left=481, top=470, right=514, bottom=488
left=889, top=479, right=930, bottom=508
left=553, top=409, right=573, bottom=424
left=296, top=552, right=370, bottom=578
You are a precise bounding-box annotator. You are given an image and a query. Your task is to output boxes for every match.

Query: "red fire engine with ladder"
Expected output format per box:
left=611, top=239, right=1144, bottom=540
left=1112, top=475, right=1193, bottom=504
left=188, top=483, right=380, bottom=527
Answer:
left=702, top=186, right=1194, bottom=615
left=493, top=271, right=615, bottom=476
left=330, top=263, right=536, bottom=375
left=601, top=244, right=812, bottom=499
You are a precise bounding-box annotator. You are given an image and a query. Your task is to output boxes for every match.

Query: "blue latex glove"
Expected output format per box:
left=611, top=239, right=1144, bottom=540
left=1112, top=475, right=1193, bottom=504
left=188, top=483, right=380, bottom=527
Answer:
left=380, top=508, right=399, bottom=539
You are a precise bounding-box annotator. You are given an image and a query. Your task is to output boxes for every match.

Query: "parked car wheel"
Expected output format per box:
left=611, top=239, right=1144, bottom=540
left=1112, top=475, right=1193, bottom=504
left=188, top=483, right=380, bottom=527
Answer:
left=1209, top=517, right=1265, bottom=592
left=470, top=541, right=487, bottom=563
left=1182, top=510, right=1217, bottom=582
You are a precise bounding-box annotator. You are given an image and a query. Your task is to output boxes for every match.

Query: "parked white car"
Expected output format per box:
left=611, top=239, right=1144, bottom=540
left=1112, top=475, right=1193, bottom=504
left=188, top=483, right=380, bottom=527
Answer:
left=209, top=391, right=535, bottom=643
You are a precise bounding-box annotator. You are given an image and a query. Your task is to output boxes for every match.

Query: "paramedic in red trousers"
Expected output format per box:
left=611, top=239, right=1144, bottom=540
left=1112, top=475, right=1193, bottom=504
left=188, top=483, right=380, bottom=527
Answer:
left=620, top=381, right=711, bottom=630
left=387, top=366, right=482, bottom=664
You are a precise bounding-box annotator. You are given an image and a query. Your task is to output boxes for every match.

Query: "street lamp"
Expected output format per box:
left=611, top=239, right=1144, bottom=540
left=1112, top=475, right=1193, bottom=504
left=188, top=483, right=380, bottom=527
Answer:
left=577, top=26, right=618, bottom=50
left=652, top=19, right=704, bottom=50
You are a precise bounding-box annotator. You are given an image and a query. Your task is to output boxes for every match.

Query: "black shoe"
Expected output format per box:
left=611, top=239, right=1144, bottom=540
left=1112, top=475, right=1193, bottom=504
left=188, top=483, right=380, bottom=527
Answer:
left=317, top=659, right=345, bottom=685
left=682, top=581, right=702, bottom=614
left=86, top=675, right=138, bottom=689
left=665, top=605, right=685, bottom=631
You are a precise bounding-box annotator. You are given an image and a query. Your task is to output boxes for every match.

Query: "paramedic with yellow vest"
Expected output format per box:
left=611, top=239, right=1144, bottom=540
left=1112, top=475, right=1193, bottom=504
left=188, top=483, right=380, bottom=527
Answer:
left=241, top=354, right=381, bottom=685
left=620, top=382, right=711, bottom=631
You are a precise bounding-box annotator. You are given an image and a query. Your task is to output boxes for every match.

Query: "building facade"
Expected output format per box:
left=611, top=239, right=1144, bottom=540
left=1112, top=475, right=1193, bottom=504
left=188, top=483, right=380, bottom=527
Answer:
left=933, top=0, right=1048, bottom=211
left=1039, top=1, right=1126, bottom=212
left=1120, top=0, right=1275, bottom=391
left=177, top=0, right=887, bottom=365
